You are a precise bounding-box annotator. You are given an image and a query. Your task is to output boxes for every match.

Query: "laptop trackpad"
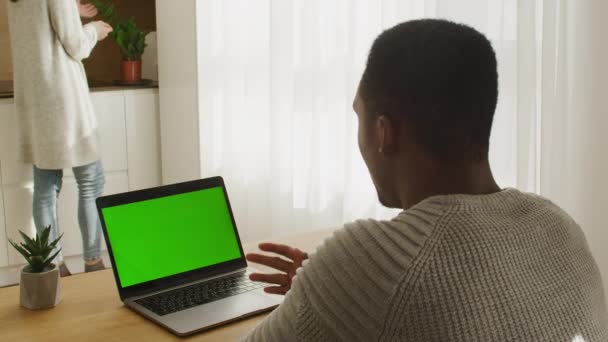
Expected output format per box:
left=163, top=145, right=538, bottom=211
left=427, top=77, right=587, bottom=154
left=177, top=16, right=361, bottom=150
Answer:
left=154, top=290, right=280, bottom=336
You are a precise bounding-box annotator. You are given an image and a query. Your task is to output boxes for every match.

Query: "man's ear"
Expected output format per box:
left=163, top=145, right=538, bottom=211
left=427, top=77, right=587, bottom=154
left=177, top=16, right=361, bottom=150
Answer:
left=376, top=115, right=395, bottom=153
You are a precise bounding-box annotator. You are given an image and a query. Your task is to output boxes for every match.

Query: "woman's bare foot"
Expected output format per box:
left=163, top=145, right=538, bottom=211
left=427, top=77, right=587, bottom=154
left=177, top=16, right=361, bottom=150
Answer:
left=84, top=258, right=105, bottom=273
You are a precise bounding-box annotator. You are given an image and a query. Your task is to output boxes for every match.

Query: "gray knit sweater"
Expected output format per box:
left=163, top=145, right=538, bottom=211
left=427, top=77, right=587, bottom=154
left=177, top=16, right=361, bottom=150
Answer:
left=244, top=189, right=608, bottom=341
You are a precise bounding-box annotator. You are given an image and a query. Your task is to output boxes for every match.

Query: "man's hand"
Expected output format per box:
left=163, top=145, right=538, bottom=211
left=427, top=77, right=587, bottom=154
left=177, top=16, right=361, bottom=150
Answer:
left=246, top=243, right=308, bottom=295
left=90, top=21, right=113, bottom=41
left=78, top=1, right=98, bottom=19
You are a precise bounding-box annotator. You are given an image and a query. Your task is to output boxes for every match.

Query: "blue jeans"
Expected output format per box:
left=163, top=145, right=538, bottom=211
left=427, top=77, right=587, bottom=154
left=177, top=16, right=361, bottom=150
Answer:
left=33, top=160, right=105, bottom=262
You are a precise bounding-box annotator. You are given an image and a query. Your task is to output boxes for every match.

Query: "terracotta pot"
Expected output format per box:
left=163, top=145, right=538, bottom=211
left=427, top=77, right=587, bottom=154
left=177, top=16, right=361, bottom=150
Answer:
left=121, top=60, right=143, bottom=83
left=20, top=263, right=62, bottom=310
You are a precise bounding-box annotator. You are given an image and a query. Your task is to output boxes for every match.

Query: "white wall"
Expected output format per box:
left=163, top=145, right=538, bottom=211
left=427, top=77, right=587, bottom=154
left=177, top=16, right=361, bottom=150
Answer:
left=155, top=0, right=202, bottom=184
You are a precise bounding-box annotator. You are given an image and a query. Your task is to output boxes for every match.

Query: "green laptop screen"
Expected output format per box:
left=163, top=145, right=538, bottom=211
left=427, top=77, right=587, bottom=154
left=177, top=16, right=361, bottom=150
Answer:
left=101, top=186, right=242, bottom=288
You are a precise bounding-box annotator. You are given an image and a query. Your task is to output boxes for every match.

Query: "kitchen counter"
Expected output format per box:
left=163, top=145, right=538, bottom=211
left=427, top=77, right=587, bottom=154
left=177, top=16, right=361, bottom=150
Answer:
left=0, top=79, right=158, bottom=99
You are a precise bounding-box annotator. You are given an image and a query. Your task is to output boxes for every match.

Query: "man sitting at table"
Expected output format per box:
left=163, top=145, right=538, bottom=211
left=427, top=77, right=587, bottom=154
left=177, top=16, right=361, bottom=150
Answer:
left=243, top=19, right=608, bottom=341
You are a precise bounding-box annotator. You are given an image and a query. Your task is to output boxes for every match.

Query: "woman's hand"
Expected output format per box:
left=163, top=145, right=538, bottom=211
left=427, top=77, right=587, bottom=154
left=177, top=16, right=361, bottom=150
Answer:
left=78, top=1, right=98, bottom=19
left=246, top=243, right=308, bottom=295
left=91, top=21, right=113, bottom=41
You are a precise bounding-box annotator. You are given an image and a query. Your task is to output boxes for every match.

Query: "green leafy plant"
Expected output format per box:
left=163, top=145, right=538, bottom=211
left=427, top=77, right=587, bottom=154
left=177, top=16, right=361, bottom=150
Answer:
left=9, top=226, right=62, bottom=273
left=91, top=0, right=147, bottom=61
left=90, top=0, right=118, bottom=26
left=110, top=19, right=148, bottom=61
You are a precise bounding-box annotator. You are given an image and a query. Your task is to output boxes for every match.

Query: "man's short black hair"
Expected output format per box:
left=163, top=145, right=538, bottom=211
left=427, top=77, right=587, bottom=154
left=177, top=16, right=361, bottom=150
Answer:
left=360, top=19, right=498, bottom=161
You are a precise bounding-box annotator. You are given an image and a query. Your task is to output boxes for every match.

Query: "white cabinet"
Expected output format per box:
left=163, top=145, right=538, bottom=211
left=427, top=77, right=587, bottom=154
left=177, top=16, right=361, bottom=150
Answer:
left=0, top=96, right=34, bottom=265
left=0, top=88, right=161, bottom=266
left=0, top=100, right=19, bottom=162
left=126, top=90, right=162, bottom=190
left=97, top=93, right=129, bottom=172
left=3, top=185, right=34, bottom=265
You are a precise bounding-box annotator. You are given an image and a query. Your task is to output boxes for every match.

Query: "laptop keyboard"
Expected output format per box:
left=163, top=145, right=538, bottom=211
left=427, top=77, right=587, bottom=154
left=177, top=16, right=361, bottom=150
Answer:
left=135, top=272, right=265, bottom=316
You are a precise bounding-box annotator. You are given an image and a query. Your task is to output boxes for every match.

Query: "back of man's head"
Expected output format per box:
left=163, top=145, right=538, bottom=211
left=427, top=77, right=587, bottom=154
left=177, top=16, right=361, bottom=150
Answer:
left=360, top=19, right=498, bottom=162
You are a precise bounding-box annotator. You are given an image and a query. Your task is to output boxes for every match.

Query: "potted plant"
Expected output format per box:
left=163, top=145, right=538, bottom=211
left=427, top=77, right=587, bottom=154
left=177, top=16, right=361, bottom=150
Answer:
left=91, top=0, right=147, bottom=83
left=111, top=19, right=148, bottom=83
left=9, top=226, right=63, bottom=310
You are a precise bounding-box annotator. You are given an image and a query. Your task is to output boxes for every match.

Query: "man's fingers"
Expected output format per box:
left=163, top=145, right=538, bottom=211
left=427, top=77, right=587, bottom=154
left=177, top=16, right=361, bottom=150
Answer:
left=249, top=273, right=288, bottom=286
left=246, top=253, right=292, bottom=272
left=263, top=286, right=288, bottom=295
left=259, top=242, right=292, bottom=256
left=259, top=242, right=304, bottom=260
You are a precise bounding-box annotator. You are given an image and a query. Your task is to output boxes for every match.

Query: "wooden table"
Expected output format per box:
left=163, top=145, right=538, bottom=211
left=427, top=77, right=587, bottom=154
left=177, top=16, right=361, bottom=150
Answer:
left=0, top=228, right=334, bottom=342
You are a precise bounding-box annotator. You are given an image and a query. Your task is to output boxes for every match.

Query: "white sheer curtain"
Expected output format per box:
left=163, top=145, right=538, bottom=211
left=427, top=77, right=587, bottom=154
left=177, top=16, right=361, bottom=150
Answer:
left=195, top=0, right=608, bottom=274
left=196, top=0, right=525, bottom=242
left=534, top=0, right=608, bottom=299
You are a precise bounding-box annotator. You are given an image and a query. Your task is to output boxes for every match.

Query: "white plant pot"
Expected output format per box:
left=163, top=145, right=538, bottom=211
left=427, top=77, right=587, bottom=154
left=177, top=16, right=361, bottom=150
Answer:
left=20, top=263, right=62, bottom=310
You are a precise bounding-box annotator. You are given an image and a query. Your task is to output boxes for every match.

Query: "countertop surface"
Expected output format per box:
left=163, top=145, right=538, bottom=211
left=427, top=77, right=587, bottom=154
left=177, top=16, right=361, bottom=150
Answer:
left=0, top=79, right=159, bottom=99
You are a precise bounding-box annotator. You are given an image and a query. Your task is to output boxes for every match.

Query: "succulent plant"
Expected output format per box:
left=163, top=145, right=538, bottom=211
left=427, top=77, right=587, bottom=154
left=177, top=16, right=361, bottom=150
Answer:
left=9, top=226, right=62, bottom=273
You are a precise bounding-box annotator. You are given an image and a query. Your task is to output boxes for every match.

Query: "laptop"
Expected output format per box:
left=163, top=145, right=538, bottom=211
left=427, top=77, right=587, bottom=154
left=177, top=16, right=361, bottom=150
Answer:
left=96, top=176, right=282, bottom=336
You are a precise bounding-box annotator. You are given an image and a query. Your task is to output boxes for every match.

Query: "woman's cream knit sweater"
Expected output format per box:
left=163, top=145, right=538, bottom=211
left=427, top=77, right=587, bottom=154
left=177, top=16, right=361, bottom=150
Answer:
left=8, top=0, right=100, bottom=169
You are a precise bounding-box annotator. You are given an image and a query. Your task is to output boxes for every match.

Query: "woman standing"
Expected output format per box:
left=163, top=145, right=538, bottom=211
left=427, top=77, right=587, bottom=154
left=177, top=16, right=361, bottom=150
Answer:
left=7, top=0, right=113, bottom=276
